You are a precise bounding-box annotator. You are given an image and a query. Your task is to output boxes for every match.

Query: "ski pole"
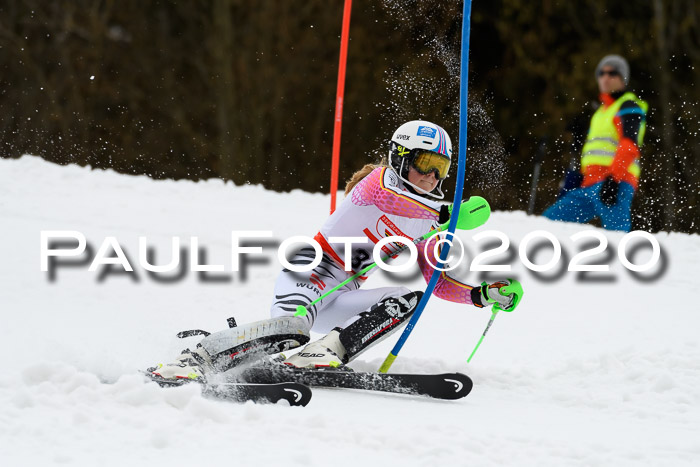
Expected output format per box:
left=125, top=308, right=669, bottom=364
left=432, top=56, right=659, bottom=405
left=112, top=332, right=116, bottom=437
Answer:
left=467, top=278, right=524, bottom=362
left=527, top=137, right=548, bottom=215
left=467, top=310, right=499, bottom=363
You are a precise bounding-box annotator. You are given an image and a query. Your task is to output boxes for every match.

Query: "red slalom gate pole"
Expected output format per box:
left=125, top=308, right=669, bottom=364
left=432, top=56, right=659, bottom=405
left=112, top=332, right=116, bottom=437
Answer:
left=329, top=0, right=352, bottom=214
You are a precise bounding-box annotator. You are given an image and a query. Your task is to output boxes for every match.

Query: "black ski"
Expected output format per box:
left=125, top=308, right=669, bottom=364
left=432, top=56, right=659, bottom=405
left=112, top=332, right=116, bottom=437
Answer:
left=202, top=382, right=311, bottom=406
left=240, top=366, right=473, bottom=400
left=144, top=372, right=312, bottom=406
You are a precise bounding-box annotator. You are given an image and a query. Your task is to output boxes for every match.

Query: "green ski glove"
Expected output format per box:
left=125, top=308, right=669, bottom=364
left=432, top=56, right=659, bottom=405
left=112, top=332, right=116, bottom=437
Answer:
left=479, top=278, right=523, bottom=312
left=440, top=196, right=491, bottom=231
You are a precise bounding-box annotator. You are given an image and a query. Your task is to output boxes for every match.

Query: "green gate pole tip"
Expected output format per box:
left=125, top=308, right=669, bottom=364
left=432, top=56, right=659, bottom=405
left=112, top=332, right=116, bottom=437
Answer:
left=378, top=353, right=397, bottom=373
left=294, top=305, right=308, bottom=317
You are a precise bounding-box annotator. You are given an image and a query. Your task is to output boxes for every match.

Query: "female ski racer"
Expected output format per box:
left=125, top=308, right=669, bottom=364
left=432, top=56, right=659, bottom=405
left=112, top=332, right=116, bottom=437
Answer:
left=150, top=120, right=517, bottom=381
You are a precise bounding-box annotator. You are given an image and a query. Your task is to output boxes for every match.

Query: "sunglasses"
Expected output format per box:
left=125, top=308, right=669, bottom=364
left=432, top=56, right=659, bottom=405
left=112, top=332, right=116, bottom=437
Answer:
left=598, top=69, right=620, bottom=78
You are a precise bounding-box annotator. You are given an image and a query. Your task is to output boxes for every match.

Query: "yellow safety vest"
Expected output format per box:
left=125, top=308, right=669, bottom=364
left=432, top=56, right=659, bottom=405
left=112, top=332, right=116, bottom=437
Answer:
left=580, top=92, right=648, bottom=179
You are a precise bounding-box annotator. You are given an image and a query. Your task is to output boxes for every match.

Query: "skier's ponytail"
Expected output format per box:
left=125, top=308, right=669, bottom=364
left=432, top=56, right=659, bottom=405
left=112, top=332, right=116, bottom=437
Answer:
left=344, top=163, right=382, bottom=195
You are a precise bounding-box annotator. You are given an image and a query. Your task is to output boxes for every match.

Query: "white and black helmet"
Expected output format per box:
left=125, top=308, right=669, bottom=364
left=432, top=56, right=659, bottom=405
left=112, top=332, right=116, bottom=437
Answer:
left=388, top=120, right=453, bottom=199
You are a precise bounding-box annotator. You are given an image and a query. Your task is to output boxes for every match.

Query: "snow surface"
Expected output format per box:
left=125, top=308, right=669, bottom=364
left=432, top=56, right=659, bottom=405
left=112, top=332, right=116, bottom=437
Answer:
left=1, top=155, right=699, bottom=466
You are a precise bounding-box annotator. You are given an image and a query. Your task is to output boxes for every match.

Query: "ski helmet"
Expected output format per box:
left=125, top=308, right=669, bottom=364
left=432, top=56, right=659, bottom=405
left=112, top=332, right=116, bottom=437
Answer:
left=388, top=120, right=453, bottom=199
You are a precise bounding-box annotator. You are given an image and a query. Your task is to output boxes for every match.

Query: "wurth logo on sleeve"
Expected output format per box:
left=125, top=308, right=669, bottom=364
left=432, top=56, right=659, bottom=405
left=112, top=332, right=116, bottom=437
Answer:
left=309, top=273, right=325, bottom=290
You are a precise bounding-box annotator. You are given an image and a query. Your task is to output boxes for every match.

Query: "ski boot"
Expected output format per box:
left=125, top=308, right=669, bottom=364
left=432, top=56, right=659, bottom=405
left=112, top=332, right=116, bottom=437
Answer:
left=148, top=344, right=213, bottom=383
left=284, top=329, right=348, bottom=369
left=148, top=315, right=311, bottom=382
left=284, top=291, right=423, bottom=370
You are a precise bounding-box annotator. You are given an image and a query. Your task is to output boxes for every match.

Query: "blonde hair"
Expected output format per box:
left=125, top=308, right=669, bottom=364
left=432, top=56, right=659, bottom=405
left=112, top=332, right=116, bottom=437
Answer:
left=344, top=163, right=383, bottom=195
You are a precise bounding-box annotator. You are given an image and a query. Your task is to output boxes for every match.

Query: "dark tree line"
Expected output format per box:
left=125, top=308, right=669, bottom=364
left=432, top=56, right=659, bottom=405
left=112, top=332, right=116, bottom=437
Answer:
left=1, top=0, right=698, bottom=233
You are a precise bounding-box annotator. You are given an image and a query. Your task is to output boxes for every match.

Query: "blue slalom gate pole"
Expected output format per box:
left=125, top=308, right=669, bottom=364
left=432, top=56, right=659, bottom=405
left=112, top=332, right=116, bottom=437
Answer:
left=379, top=0, right=473, bottom=373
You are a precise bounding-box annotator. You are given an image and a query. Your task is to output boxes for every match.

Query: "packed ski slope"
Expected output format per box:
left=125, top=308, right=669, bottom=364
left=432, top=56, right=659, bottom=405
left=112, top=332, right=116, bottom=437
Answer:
left=1, top=155, right=698, bottom=466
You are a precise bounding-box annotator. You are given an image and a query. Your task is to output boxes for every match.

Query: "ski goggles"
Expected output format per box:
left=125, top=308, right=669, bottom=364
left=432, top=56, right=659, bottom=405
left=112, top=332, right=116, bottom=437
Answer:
left=411, top=150, right=451, bottom=180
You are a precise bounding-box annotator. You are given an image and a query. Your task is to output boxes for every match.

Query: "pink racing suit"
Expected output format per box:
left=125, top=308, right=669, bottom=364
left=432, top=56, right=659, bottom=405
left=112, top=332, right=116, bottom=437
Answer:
left=270, top=166, right=480, bottom=332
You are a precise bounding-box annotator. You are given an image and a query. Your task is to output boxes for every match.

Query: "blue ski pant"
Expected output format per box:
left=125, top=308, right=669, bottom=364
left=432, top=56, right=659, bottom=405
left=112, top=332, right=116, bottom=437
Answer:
left=542, top=181, right=634, bottom=232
